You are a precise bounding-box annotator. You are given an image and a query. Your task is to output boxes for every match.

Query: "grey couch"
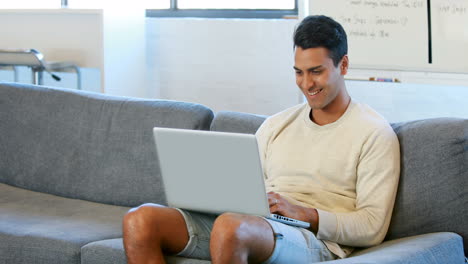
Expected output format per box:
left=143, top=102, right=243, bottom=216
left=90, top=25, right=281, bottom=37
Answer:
left=0, top=82, right=466, bottom=264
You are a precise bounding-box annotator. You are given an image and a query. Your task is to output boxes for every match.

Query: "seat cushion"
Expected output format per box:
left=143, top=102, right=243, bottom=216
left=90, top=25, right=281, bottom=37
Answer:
left=82, top=233, right=465, bottom=264
left=0, top=183, right=129, bottom=264
left=81, top=238, right=211, bottom=264
left=316, top=232, right=465, bottom=264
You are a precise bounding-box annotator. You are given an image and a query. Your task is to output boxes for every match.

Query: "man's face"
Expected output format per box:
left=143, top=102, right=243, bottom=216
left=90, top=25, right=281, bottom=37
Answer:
left=294, top=47, right=348, bottom=111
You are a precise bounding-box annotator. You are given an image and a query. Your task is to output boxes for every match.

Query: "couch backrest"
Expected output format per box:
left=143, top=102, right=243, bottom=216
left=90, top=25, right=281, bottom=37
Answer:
left=212, top=111, right=467, bottom=255
left=210, top=111, right=267, bottom=134
left=386, top=118, right=467, bottom=256
left=0, top=83, right=214, bottom=207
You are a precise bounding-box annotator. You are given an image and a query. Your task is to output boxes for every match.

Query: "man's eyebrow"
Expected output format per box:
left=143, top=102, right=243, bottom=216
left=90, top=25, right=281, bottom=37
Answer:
left=293, top=65, right=323, bottom=71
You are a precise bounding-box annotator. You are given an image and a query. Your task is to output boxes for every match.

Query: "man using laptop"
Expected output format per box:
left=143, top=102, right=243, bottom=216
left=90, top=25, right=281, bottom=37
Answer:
left=123, top=15, right=400, bottom=263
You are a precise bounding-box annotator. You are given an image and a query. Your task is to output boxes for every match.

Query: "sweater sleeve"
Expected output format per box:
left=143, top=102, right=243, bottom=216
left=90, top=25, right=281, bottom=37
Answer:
left=316, top=125, right=400, bottom=247
left=255, top=118, right=273, bottom=178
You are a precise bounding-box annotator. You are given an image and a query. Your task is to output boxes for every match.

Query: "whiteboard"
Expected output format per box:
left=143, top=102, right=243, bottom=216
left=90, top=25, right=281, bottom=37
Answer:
left=431, top=0, right=468, bottom=72
left=306, top=0, right=468, bottom=73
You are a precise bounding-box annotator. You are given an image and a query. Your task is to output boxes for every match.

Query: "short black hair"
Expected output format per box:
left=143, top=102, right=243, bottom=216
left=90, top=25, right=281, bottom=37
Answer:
left=293, top=15, right=348, bottom=67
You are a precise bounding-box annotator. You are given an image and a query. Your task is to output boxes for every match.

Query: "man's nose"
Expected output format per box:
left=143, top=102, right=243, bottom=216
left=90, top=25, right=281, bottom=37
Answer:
left=301, top=75, right=315, bottom=90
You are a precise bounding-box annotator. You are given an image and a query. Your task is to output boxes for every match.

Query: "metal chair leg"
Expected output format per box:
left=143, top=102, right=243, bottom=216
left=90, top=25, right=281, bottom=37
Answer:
left=32, top=70, right=44, bottom=85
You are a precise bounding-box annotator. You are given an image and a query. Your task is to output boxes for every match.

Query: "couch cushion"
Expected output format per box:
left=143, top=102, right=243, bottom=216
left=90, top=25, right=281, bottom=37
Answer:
left=210, top=111, right=266, bottom=134
left=387, top=118, right=468, bottom=256
left=317, top=232, right=464, bottom=264
left=81, top=238, right=210, bottom=264
left=0, top=83, right=214, bottom=207
left=82, top=234, right=465, bottom=264
left=0, top=183, right=129, bottom=264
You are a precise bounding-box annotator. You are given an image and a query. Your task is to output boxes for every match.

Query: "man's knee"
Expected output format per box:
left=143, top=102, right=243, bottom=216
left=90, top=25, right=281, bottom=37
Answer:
left=211, top=213, right=275, bottom=263
left=211, top=213, right=253, bottom=244
left=123, top=203, right=166, bottom=240
left=123, top=204, right=190, bottom=254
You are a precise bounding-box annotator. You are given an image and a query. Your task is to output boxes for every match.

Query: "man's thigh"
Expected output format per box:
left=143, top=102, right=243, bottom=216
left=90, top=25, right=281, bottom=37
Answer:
left=173, top=209, right=218, bottom=260
left=174, top=209, right=336, bottom=263
left=263, top=219, right=336, bottom=264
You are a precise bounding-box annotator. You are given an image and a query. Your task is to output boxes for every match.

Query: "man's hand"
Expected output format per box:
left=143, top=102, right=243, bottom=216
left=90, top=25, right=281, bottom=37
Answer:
left=268, top=191, right=319, bottom=233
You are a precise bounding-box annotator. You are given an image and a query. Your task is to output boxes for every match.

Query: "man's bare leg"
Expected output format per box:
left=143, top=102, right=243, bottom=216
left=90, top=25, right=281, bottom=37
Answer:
left=123, top=203, right=189, bottom=264
left=210, top=213, right=276, bottom=264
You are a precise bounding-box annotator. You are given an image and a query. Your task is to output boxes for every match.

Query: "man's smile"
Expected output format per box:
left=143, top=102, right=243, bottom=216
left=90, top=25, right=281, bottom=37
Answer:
left=308, top=88, right=323, bottom=96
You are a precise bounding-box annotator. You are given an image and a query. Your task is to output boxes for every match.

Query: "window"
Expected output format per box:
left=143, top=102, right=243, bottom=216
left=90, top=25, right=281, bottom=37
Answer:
left=0, top=0, right=167, bottom=9
left=66, top=0, right=169, bottom=9
left=0, top=0, right=60, bottom=8
left=146, top=0, right=298, bottom=19
left=0, top=0, right=297, bottom=19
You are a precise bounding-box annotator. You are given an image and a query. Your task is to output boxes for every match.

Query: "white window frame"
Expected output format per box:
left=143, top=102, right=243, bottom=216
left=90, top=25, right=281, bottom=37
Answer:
left=146, top=0, right=298, bottom=19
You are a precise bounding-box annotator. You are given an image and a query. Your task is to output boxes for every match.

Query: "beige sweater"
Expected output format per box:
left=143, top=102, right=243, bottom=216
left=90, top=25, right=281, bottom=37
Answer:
left=256, top=100, right=400, bottom=258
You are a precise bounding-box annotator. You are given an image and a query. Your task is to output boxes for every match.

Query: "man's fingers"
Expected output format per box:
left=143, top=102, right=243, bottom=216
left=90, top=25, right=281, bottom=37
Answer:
left=268, top=197, right=278, bottom=207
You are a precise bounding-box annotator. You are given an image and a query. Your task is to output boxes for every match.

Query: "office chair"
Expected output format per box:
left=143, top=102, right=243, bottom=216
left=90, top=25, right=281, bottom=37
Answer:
left=0, top=48, right=81, bottom=90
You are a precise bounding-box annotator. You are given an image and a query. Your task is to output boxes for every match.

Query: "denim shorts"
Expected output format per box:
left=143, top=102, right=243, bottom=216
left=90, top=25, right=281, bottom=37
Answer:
left=174, top=208, right=337, bottom=263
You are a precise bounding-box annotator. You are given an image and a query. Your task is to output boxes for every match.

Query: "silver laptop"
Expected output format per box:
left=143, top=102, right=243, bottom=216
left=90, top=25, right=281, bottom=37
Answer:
left=153, top=127, right=310, bottom=229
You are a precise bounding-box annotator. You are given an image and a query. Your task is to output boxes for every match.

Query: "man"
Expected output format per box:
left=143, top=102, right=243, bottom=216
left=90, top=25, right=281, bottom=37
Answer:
left=123, top=15, right=400, bottom=264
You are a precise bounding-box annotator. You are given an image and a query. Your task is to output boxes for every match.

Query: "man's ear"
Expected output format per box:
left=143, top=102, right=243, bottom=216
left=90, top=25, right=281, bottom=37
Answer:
left=340, top=55, right=349, bottom=75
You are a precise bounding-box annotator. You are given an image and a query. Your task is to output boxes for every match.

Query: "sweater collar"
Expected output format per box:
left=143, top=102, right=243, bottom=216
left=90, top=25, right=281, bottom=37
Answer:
left=302, top=99, right=357, bottom=130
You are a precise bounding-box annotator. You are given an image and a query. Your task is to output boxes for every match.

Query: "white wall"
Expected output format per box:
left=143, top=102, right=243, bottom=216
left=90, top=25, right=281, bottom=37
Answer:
left=146, top=18, right=301, bottom=115
left=0, top=9, right=147, bottom=97
left=145, top=17, right=468, bottom=120
left=0, top=9, right=103, bottom=68
left=346, top=80, right=468, bottom=123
